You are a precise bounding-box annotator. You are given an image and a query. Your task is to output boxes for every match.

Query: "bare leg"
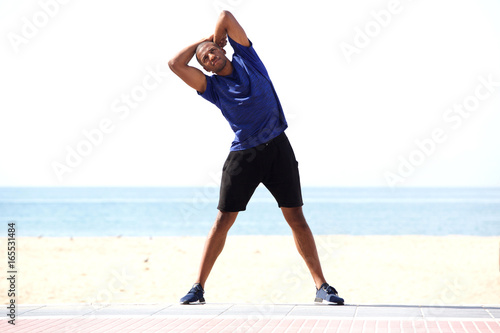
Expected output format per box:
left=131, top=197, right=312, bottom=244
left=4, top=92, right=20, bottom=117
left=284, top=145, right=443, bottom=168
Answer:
left=281, top=206, right=326, bottom=289
left=195, top=210, right=238, bottom=288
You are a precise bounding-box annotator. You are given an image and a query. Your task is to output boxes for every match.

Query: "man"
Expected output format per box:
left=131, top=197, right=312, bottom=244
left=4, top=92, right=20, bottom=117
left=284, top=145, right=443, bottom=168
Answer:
left=168, top=10, right=344, bottom=305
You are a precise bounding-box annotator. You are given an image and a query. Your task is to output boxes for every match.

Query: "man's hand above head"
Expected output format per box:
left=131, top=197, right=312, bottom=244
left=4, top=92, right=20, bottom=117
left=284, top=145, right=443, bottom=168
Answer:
left=168, top=11, right=248, bottom=94
left=215, top=34, right=227, bottom=49
left=204, top=34, right=215, bottom=44
left=203, top=34, right=226, bottom=49
left=214, top=11, right=249, bottom=47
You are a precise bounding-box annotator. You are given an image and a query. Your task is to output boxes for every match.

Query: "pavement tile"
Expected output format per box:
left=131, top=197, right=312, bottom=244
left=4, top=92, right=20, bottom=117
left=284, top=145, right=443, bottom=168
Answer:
left=196, top=317, right=223, bottom=330
left=336, top=319, right=353, bottom=332
left=474, top=322, right=494, bottom=333
left=152, top=303, right=232, bottom=316
left=374, top=321, right=387, bottom=332
left=421, top=306, right=491, bottom=319
left=288, top=304, right=357, bottom=317
left=312, top=319, right=330, bottom=328
left=19, top=304, right=98, bottom=316
left=449, top=320, right=468, bottom=333
left=145, top=318, right=179, bottom=332
left=350, top=319, right=365, bottom=333
left=17, top=305, right=46, bottom=316
left=77, top=318, right=120, bottom=332
left=324, top=319, right=342, bottom=333
left=388, top=320, right=402, bottom=330
left=100, top=317, right=136, bottom=331
left=183, top=317, right=211, bottom=329
left=486, top=307, right=500, bottom=319
left=436, top=321, right=453, bottom=333
left=462, top=321, right=481, bottom=333
left=252, top=318, right=272, bottom=328
left=257, top=328, right=275, bottom=333
left=303, top=318, right=319, bottom=328
left=220, top=303, right=294, bottom=317
left=485, top=321, right=500, bottom=333
left=355, top=305, right=422, bottom=318
left=91, top=303, right=169, bottom=316
left=209, top=318, right=235, bottom=332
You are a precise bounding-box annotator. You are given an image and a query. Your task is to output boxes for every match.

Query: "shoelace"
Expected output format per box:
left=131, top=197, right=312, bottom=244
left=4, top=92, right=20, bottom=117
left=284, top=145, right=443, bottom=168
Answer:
left=190, top=286, right=202, bottom=294
left=326, top=286, right=338, bottom=295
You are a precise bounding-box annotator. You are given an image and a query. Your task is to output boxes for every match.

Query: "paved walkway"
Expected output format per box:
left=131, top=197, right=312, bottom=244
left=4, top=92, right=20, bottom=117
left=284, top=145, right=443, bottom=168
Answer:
left=2, top=303, right=499, bottom=332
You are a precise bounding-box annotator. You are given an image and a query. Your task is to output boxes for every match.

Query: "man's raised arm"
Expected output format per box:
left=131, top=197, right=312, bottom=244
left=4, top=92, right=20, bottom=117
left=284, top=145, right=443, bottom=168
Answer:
left=214, top=10, right=250, bottom=48
left=168, top=36, right=212, bottom=93
left=168, top=11, right=249, bottom=93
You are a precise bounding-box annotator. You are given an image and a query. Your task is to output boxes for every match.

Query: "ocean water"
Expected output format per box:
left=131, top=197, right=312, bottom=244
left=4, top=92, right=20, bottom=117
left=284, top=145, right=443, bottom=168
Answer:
left=1, top=187, right=499, bottom=237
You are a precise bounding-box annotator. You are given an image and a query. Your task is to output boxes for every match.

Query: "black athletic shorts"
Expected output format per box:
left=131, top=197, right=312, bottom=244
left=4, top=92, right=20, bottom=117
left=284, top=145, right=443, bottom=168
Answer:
left=218, top=131, right=303, bottom=212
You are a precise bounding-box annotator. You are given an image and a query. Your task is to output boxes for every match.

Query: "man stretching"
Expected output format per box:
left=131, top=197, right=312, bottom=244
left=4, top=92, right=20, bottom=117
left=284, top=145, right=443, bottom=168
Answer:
left=168, top=10, right=344, bottom=305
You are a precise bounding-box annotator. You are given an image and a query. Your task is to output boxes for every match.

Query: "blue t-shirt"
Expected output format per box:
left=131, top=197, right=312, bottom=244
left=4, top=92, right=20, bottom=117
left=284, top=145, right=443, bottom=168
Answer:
left=199, top=37, right=288, bottom=151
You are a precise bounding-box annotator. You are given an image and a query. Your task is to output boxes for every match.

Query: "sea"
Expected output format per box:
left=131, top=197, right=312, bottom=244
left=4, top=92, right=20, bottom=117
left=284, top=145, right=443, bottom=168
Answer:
left=1, top=187, right=499, bottom=237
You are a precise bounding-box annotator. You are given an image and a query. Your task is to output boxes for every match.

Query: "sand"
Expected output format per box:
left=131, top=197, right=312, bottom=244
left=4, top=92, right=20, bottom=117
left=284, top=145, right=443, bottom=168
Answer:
left=1, top=235, right=499, bottom=306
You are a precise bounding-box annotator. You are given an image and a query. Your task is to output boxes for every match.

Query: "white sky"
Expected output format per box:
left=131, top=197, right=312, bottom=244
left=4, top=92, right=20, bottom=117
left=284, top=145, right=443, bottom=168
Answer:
left=1, top=0, right=499, bottom=187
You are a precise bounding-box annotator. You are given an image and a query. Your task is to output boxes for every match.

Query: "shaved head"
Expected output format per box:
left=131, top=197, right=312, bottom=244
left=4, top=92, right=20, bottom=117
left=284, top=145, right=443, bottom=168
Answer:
left=196, top=41, right=219, bottom=65
left=195, top=41, right=229, bottom=74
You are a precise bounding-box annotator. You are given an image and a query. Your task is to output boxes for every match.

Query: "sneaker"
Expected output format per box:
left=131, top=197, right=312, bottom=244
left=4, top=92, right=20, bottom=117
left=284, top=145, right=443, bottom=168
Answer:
left=180, top=283, right=206, bottom=304
left=314, top=283, right=344, bottom=305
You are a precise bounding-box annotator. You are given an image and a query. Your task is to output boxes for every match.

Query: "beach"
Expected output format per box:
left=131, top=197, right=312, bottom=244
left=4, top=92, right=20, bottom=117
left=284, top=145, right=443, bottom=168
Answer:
left=1, top=235, right=499, bottom=306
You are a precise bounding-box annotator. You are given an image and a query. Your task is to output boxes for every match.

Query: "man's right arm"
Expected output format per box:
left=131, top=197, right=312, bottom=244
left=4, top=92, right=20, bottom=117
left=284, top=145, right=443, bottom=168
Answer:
left=168, top=36, right=211, bottom=93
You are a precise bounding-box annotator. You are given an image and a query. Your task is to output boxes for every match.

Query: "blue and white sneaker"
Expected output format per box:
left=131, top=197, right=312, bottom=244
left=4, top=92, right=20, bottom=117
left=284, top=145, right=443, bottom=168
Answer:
left=180, top=283, right=206, bottom=304
left=314, top=283, right=344, bottom=305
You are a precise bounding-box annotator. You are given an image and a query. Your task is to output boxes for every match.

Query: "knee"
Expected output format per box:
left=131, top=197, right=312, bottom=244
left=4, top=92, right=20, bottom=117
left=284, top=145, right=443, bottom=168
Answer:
left=212, top=210, right=237, bottom=234
left=282, top=207, right=309, bottom=229
left=287, top=218, right=310, bottom=231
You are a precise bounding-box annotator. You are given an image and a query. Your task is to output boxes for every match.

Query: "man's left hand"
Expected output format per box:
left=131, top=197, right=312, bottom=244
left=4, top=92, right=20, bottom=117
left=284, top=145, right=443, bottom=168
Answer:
left=216, top=35, right=227, bottom=48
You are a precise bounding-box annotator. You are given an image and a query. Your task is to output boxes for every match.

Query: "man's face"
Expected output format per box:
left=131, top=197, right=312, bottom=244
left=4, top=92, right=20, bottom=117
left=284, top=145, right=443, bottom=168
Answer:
left=196, top=42, right=228, bottom=73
